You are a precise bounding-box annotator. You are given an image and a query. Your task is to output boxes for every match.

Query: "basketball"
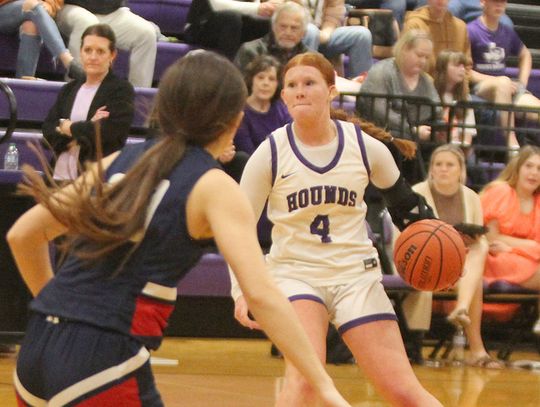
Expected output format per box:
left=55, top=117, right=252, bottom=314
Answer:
left=393, top=219, right=466, bottom=291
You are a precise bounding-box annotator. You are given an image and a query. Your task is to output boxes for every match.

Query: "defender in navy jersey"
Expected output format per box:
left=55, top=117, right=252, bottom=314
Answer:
left=8, top=52, right=349, bottom=407
left=231, top=53, right=442, bottom=406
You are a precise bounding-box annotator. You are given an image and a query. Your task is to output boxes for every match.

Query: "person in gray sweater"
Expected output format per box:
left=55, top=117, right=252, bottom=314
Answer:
left=357, top=29, right=441, bottom=183
left=357, top=29, right=441, bottom=141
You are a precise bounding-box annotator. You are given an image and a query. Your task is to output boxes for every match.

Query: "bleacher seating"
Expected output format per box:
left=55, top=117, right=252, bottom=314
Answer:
left=0, top=34, right=195, bottom=85
left=127, top=0, right=191, bottom=38
left=0, top=77, right=157, bottom=133
left=506, top=1, right=540, bottom=68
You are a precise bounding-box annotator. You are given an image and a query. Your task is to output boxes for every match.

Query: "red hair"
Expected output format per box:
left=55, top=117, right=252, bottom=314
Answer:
left=283, top=52, right=335, bottom=87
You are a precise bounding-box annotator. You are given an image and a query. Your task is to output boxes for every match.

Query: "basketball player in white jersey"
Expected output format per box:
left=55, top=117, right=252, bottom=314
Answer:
left=230, top=52, right=442, bottom=406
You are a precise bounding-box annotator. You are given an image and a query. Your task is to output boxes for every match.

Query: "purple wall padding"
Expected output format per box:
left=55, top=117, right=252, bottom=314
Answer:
left=177, top=253, right=231, bottom=297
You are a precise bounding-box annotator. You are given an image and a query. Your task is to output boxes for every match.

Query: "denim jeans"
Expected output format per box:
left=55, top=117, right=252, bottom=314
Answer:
left=0, top=1, right=67, bottom=77
left=303, top=23, right=373, bottom=78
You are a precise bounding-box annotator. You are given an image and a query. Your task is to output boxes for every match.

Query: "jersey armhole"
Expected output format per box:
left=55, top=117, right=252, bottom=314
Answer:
left=269, top=134, right=278, bottom=186
left=354, top=124, right=371, bottom=178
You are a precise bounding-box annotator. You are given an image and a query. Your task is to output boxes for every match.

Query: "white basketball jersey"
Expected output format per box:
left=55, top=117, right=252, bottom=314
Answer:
left=266, top=120, right=380, bottom=286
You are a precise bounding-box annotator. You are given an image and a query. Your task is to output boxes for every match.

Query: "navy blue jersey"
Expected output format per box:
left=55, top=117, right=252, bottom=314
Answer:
left=31, top=140, right=220, bottom=349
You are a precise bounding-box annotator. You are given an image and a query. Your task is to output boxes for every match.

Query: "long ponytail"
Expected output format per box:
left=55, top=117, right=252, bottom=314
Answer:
left=331, top=109, right=417, bottom=159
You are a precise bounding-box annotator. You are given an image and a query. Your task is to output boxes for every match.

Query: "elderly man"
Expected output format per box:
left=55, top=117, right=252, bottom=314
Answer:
left=234, top=1, right=310, bottom=72
left=299, top=0, right=373, bottom=79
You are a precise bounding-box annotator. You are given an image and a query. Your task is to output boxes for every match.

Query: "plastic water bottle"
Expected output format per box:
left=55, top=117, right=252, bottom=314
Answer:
left=451, top=326, right=466, bottom=366
left=3, top=143, right=19, bottom=170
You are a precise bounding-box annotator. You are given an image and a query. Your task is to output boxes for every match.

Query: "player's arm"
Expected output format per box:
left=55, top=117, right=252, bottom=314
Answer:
left=228, top=141, right=273, bottom=328
left=6, top=153, right=119, bottom=296
left=364, top=135, right=435, bottom=230
left=186, top=169, right=350, bottom=407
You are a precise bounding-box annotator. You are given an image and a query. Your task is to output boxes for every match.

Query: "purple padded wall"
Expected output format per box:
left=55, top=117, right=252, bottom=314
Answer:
left=0, top=77, right=157, bottom=129
left=177, top=253, right=231, bottom=297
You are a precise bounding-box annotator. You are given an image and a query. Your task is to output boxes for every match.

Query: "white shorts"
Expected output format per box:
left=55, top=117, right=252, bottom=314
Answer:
left=274, top=271, right=397, bottom=335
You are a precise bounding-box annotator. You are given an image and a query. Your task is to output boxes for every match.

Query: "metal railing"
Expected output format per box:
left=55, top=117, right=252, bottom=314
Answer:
left=0, top=79, right=17, bottom=144
left=341, top=91, right=540, bottom=190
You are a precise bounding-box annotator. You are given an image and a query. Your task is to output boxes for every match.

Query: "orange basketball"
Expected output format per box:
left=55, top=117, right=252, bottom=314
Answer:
left=393, top=219, right=466, bottom=291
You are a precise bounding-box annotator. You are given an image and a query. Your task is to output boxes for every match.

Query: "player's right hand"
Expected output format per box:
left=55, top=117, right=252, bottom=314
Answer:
left=234, top=296, right=262, bottom=330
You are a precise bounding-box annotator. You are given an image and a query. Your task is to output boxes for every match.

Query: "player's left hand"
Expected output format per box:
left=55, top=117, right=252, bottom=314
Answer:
left=234, top=295, right=262, bottom=330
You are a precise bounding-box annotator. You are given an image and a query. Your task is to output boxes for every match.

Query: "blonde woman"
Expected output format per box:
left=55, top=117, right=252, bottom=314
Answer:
left=481, top=145, right=540, bottom=335
left=405, top=144, right=503, bottom=368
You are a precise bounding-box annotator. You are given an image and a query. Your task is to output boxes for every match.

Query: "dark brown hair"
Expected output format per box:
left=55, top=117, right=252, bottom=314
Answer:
left=434, top=50, right=470, bottom=121
left=244, top=55, right=283, bottom=102
left=81, top=23, right=116, bottom=52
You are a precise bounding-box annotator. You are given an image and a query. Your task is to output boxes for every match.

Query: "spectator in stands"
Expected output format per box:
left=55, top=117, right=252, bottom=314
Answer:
left=449, top=0, right=512, bottom=26
left=358, top=29, right=441, bottom=183
left=403, top=0, right=471, bottom=76
left=345, top=0, right=407, bottom=28
left=235, top=55, right=291, bottom=155
left=358, top=30, right=440, bottom=141
left=480, top=145, right=540, bottom=336
left=0, top=0, right=84, bottom=80
left=467, top=0, right=540, bottom=150
left=185, top=0, right=279, bottom=60
left=235, top=1, right=310, bottom=73
left=55, top=0, right=157, bottom=88
left=408, top=144, right=504, bottom=368
left=297, top=0, right=373, bottom=79
left=433, top=50, right=476, bottom=146
left=42, top=24, right=134, bottom=180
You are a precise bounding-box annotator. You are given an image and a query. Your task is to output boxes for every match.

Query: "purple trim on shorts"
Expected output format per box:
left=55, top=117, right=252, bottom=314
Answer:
left=337, top=313, right=397, bottom=335
left=288, top=294, right=325, bottom=306
left=285, top=121, right=344, bottom=174
left=354, top=124, right=371, bottom=177
left=269, top=134, right=277, bottom=185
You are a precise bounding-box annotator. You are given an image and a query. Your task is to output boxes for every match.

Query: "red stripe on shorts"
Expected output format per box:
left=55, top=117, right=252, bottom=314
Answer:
left=130, top=296, right=174, bottom=337
left=77, top=376, right=141, bottom=406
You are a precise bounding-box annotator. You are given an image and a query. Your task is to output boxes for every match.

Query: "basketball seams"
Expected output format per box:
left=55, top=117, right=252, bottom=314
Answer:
left=407, top=227, right=441, bottom=287
left=436, top=225, right=467, bottom=268
left=408, top=223, right=445, bottom=290
left=393, top=220, right=465, bottom=291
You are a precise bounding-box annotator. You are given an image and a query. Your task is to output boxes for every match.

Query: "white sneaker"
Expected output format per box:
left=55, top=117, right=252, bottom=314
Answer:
left=533, top=318, right=540, bottom=336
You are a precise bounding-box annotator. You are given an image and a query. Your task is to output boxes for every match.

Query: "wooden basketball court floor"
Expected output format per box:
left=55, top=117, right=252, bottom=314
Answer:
left=1, top=337, right=539, bottom=406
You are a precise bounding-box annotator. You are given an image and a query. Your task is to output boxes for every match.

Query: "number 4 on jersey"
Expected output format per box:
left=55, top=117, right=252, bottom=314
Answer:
left=310, top=214, right=332, bottom=243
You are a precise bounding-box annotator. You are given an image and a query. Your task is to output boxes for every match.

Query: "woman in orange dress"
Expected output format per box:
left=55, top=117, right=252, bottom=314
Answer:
left=480, top=145, right=540, bottom=334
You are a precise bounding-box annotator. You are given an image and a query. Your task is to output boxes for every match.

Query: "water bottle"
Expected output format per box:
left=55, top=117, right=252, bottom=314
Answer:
left=451, top=326, right=466, bottom=366
left=3, top=143, right=19, bottom=170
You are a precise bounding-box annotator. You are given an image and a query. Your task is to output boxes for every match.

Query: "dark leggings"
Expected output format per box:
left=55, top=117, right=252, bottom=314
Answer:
left=185, top=10, right=270, bottom=60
